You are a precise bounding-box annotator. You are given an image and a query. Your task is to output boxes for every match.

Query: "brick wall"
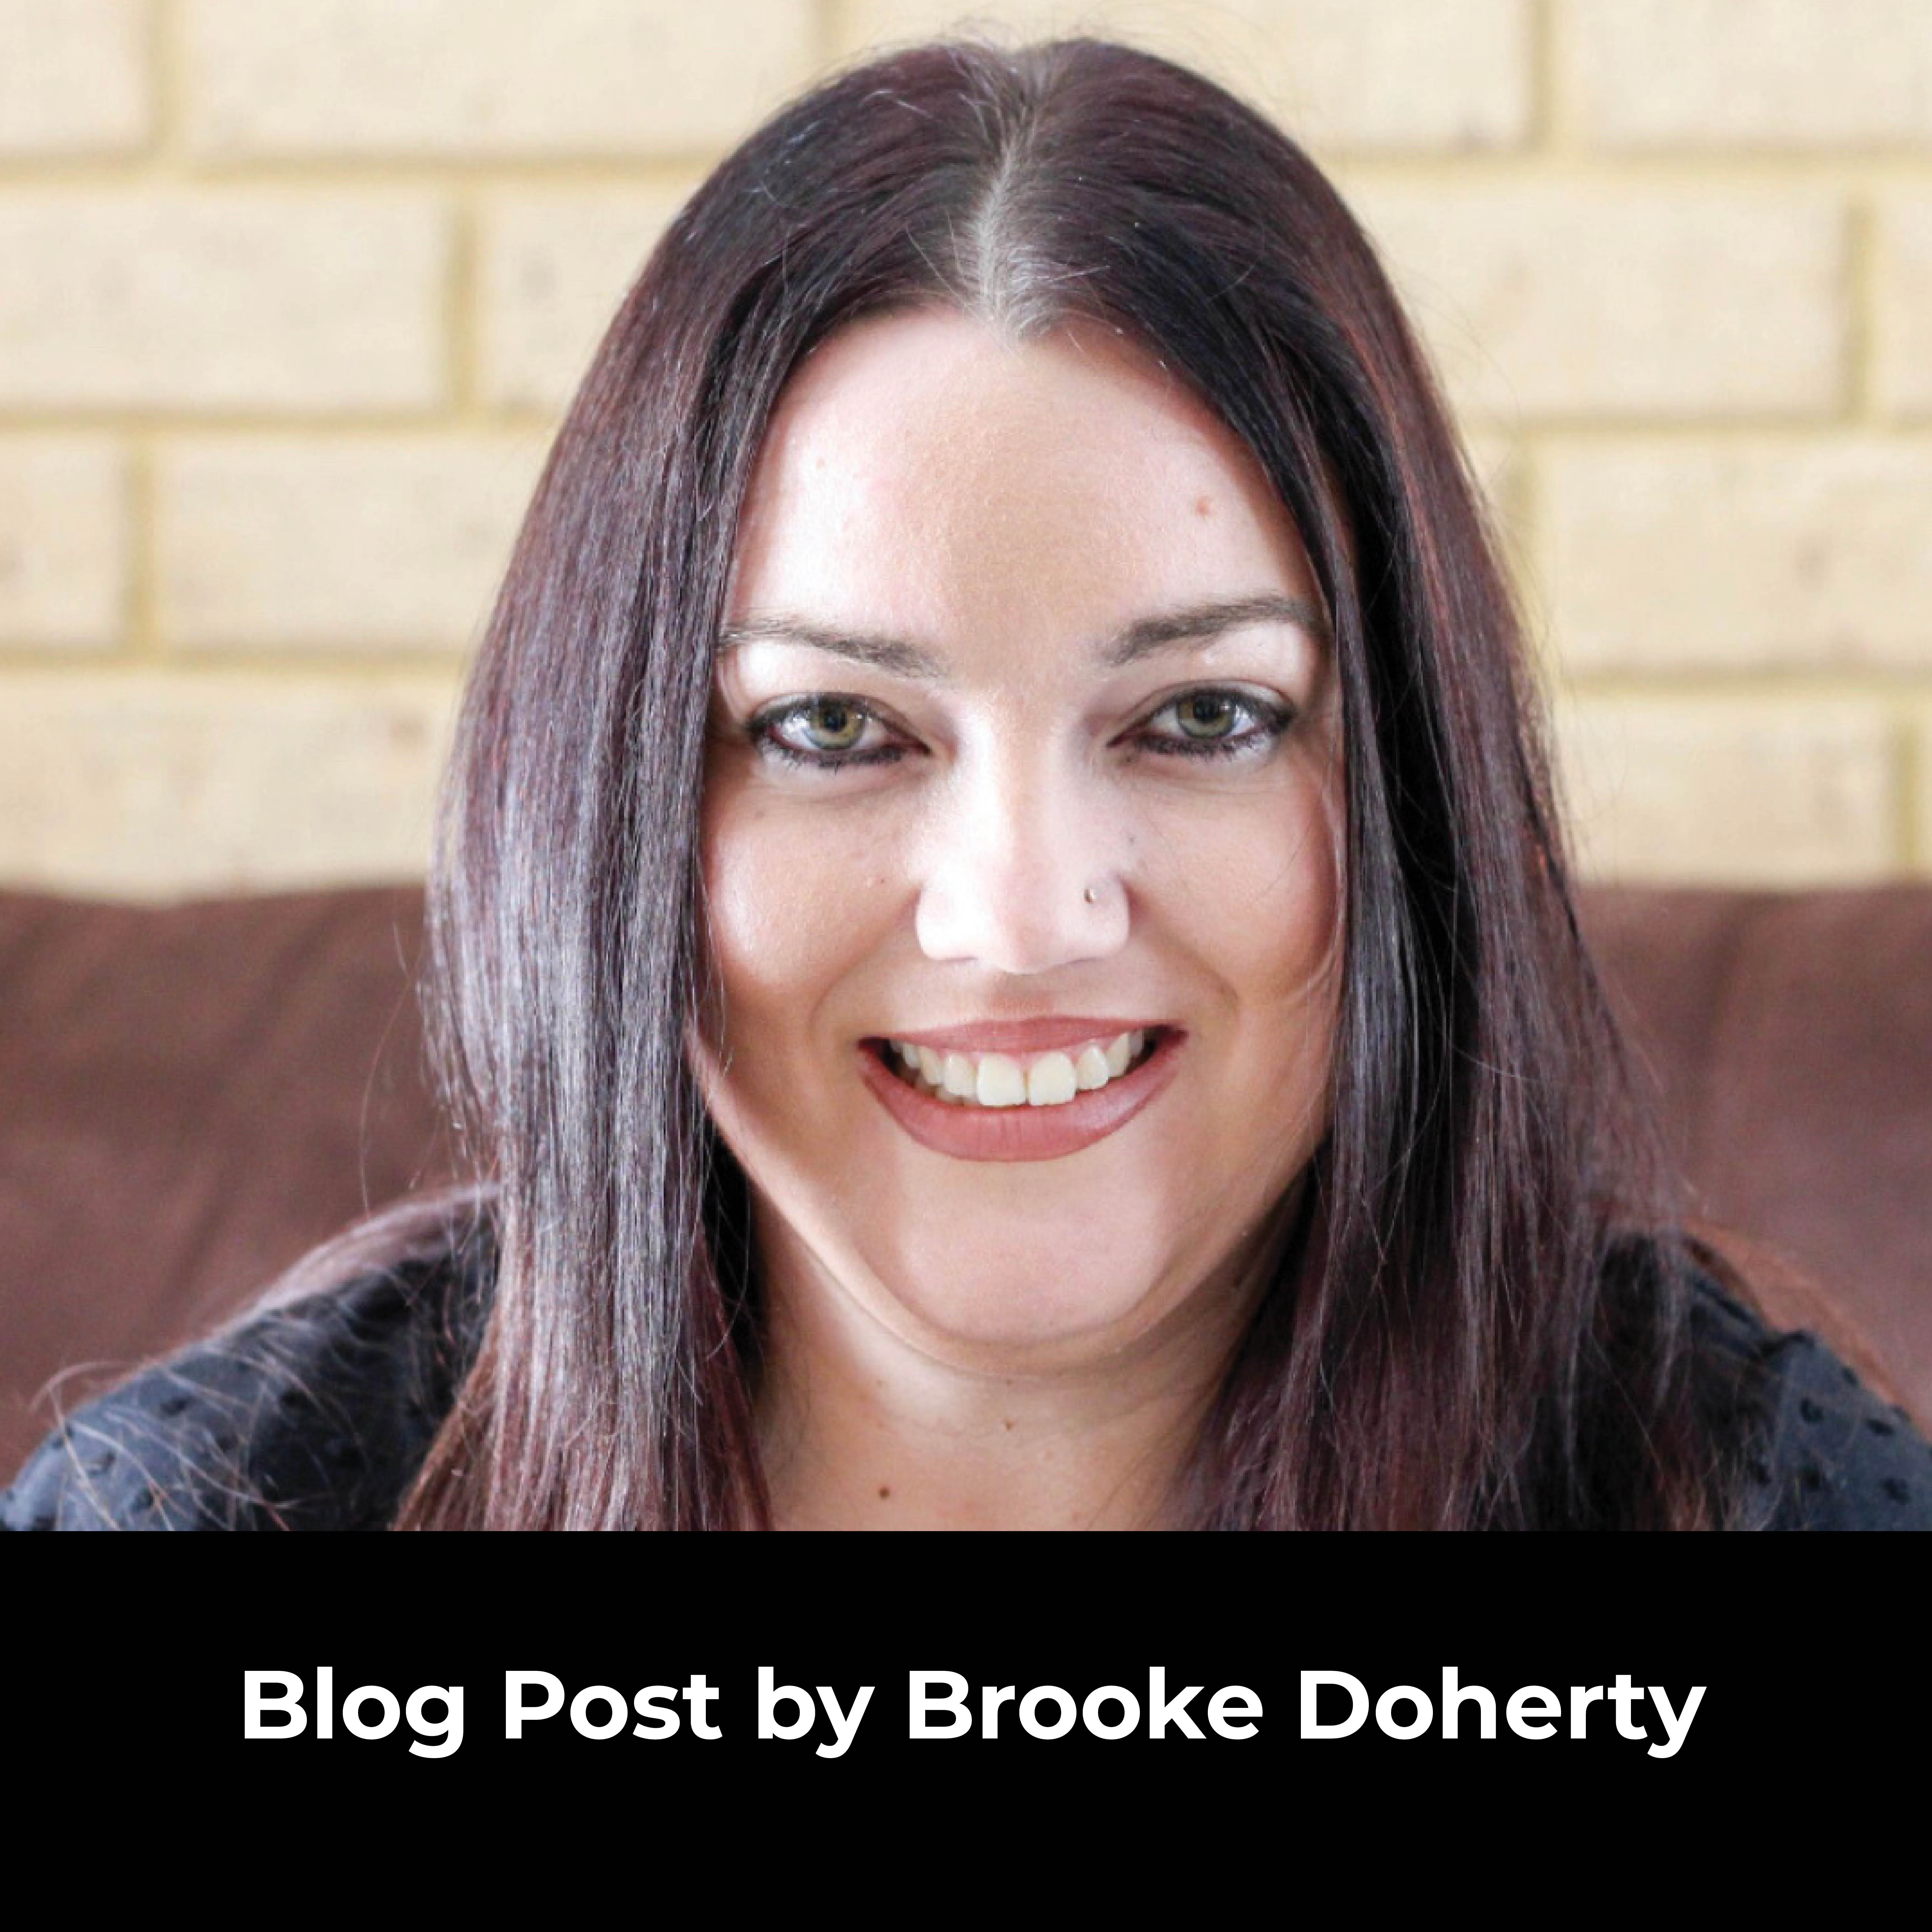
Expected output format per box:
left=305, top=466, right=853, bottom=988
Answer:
left=2, top=0, right=1927, bottom=895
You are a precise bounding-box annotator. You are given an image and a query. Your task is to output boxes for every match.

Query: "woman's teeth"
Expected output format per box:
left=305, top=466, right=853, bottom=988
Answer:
left=884, top=1030, right=1152, bottom=1108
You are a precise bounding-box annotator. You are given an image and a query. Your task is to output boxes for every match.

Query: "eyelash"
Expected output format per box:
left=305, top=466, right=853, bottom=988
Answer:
left=744, top=687, right=1296, bottom=773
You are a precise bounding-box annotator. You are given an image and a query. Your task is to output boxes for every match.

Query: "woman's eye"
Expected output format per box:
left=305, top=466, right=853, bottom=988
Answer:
left=1174, top=692, right=1242, bottom=740
left=788, top=696, right=868, bottom=753
left=748, top=696, right=907, bottom=771
left=743, top=686, right=1294, bottom=775
left=1136, top=687, right=1294, bottom=761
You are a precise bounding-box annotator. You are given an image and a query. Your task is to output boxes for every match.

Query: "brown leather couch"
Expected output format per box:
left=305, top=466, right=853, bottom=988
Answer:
left=4, top=882, right=1928, bottom=1479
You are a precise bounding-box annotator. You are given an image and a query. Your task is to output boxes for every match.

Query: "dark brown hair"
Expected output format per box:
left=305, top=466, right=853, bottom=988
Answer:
left=397, top=37, right=1727, bottom=1530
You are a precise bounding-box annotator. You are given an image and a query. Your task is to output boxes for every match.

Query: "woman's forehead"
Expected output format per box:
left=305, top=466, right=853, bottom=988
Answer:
left=727, top=308, right=1322, bottom=666
left=747, top=308, right=1257, bottom=510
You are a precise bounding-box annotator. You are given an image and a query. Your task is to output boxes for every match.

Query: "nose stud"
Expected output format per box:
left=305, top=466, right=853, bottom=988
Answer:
left=1083, top=885, right=1098, bottom=904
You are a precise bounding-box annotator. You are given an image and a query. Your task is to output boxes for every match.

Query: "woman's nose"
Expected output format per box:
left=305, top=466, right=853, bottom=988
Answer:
left=913, top=751, right=1130, bottom=975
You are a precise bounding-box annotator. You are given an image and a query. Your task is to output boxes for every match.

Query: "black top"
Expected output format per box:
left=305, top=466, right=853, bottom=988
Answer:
left=5, top=1248, right=1929, bottom=1530
left=4, top=1249, right=486, bottom=1534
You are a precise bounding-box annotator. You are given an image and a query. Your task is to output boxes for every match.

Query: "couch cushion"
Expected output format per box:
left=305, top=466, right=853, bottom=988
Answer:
left=3, top=881, right=1926, bottom=1480
left=0, top=886, right=451, bottom=1475
left=1583, top=885, right=1932, bottom=1420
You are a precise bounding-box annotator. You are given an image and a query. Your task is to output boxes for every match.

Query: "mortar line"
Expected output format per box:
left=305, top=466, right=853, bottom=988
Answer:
left=1846, top=195, right=1878, bottom=422
left=1528, top=0, right=1559, bottom=156
left=153, top=0, right=186, bottom=175
left=1898, top=709, right=1925, bottom=872
left=125, top=433, right=159, bottom=662
left=450, top=194, right=482, bottom=422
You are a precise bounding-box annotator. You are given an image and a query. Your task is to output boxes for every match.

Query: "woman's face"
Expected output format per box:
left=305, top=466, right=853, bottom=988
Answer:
left=691, top=308, right=1344, bottom=1374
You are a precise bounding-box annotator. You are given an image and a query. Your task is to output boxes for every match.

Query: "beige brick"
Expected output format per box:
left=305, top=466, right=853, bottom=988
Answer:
left=1452, top=431, right=1533, bottom=614
left=1571, top=0, right=1932, bottom=148
left=1544, top=440, right=1932, bottom=674
left=0, top=193, right=449, bottom=413
left=0, top=0, right=149, bottom=155
left=184, top=0, right=818, bottom=158
left=1462, top=430, right=1518, bottom=522
left=1917, top=709, right=1932, bottom=873
left=838, top=0, right=1531, bottom=152
left=1555, top=695, right=1899, bottom=885
left=1347, top=184, right=1844, bottom=421
left=156, top=436, right=550, bottom=654
left=0, top=671, right=461, bottom=897
left=481, top=189, right=693, bottom=413
left=1875, top=195, right=1932, bottom=418
left=0, top=438, right=126, bottom=649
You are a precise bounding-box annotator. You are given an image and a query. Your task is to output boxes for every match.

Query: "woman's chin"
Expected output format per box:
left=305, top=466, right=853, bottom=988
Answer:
left=859, top=1253, right=1220, bottom=1376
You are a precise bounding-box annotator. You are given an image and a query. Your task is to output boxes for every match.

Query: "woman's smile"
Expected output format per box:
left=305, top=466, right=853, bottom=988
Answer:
left=691, top=306, right=1344, bottom=1368
left=856, top=1022, right=1186, bottom=1160
left=873, top=1020, right=1164, bottom=1108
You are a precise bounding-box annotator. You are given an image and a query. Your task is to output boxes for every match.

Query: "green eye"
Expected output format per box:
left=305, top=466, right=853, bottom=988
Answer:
left=1137, top=687, right=1295, bottom=763
left=796, top=698, right=867, bottom=752
left=1174, top=693, right=1239, bottom=740
left=748, top=694, right=909, bottom=772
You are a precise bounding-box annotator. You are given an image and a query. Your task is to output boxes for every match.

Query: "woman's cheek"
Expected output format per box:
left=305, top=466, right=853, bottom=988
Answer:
left=701, top=788, right=901, bottom=1012
left=1140, top=772, right=1340, bottom=986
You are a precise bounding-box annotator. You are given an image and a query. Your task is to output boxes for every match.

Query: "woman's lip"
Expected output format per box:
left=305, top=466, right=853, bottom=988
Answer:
left=865, top=1018, right=1178, bottom=1054
left=856, top=1029, right=1185, bottom=1163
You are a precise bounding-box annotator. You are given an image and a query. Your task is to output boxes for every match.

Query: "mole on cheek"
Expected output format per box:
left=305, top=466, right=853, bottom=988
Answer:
left=1194, top=495, right=1214, bottom=518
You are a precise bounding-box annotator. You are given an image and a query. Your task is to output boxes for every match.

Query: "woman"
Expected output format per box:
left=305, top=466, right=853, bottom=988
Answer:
left=7, top=37, right=1927, bottom=1531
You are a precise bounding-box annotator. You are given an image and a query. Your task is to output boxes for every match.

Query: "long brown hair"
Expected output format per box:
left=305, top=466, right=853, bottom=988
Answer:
left=397, top=37, right=1726, bottom=1530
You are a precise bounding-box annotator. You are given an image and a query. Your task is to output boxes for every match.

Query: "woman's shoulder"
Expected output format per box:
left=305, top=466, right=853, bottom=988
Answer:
left=1683, top=1269, right=1932, bottom=1531
left=1, top=1239, right=487, bottom=1532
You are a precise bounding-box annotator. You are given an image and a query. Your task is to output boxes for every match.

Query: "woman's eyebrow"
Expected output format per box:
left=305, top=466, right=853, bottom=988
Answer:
left=718, top=613, right=943, bottom=679
left=717, top=594, right=1327, bottom=679
left=1102, top=594, right=1330, bottom=666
